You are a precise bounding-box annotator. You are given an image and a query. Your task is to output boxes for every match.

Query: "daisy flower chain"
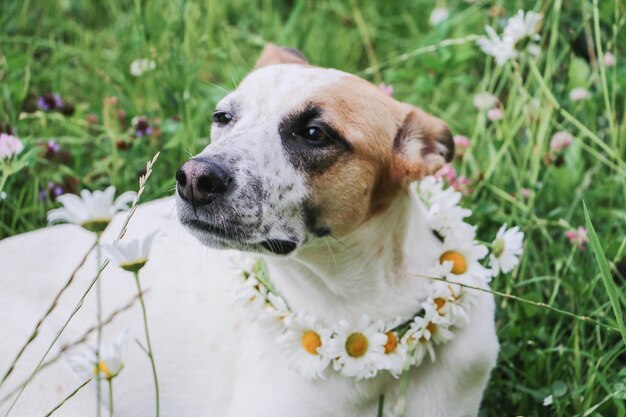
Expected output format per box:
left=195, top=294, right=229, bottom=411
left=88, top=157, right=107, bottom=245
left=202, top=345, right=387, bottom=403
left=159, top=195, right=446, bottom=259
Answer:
left=228, top=176, right=523, bottom=380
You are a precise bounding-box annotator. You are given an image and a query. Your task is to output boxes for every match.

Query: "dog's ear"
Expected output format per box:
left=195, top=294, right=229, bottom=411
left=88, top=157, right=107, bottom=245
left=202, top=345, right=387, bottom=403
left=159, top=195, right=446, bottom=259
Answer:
left=390, top=107, right=454, bottom=184
left=255, top=43, right=309, bottom=68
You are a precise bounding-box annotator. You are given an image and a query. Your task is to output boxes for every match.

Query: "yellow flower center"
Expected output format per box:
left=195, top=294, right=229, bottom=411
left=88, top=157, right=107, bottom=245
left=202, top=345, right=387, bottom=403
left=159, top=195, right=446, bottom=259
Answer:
left=426, top=322, right=437, bottom=335
left=94, top=360, right=113, bottom=380
left=434, top=298, right=446, bottom=312
left=345, top=333, right=368, bottom=358
left=301, top=330, right=322, bottom=355
left=384, top=331, right=398, bottom=354
left=439, top=251, right=468, bottom=274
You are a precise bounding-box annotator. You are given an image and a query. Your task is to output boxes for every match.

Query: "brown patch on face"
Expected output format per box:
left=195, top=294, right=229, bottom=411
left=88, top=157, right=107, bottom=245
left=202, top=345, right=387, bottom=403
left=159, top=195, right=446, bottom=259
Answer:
left=300, top=76, right=453, bottom=237
left=303, top=77, right=407, bottom=236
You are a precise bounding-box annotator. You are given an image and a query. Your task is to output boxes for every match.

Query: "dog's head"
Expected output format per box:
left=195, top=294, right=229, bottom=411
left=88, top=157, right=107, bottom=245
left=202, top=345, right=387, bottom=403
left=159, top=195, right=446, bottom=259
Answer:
left=176, top=44, right=453, bottom=255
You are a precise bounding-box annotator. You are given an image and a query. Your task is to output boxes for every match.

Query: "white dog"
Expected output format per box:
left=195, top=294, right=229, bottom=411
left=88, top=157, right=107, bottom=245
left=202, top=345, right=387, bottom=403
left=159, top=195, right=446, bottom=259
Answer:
left=0, top=44, right=498, bottom=417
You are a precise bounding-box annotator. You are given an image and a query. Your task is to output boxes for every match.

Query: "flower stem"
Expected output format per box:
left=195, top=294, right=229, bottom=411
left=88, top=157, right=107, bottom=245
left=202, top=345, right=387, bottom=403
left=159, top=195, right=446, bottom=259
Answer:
left=108, top=379, right=114, bottom=417
left=133, top=271, right=160, bottom=417
left=95, top=235, right=103, bottom=417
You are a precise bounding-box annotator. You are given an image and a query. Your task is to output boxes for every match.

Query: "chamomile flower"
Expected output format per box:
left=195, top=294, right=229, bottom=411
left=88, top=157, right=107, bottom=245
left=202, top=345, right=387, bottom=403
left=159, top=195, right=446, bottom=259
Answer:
left=428, top=281, right=469, bottom=326
left=277, top=312, right=332, bottom=379
left=258, top=292, right=292, bottom=335
left=102, top=232, right=158, bottom=273
left=323, top=316, right=387, bottom=380
left=380, top=320, right=409, bottom=377
left=68, top=332, right=128, bottom=381
left=421, top=301, right=454, bottom=345
left=476, top=26, right=518, bottom=66
left=477, top=10, right=542, bottom=66
left=402, top=317, right=436, bottom=366
left=47, top=186, right=136, bottom=233
left=490, top=225, right=524, bottom=275
left=233, top=276, right=268, bottom=312
left=434, top=237, right=491, bottom=285
left=227, top=251, right=259, bottom=275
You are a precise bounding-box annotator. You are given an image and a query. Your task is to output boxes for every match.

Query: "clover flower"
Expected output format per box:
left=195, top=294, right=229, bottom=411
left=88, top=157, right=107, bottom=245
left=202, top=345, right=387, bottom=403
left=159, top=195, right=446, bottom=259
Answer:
left=569, top=87, right=589, bottom=102
left=603, top=52, right=616, bottom=67
left=37, top=93, right=64, bottom=111
left=0, top=133, right=24, bottom=160
left=102, top=232, right=158, bottom=272
left=47, top=186, right=136, bottom=233
left=565, top=227, right=588, bottom=251
left=453, top=135, right=470, bottom=157
left=487, top=107, right=504, bottom=121
left=550, top=131, right=573, bottom=152
left=490, top=225, right=524, bottom=275
left=473, top=92, right=498, bottom=110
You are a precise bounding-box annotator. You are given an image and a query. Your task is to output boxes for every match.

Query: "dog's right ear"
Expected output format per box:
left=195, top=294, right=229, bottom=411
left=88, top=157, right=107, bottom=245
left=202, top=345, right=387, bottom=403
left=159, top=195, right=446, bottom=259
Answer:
left=255, top=43, right=309, bottom=69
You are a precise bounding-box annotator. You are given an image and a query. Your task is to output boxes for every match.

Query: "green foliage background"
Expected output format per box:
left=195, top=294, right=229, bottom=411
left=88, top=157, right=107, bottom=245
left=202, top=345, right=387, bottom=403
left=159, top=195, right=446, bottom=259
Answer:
left=1, top=0, right=625, bottom=416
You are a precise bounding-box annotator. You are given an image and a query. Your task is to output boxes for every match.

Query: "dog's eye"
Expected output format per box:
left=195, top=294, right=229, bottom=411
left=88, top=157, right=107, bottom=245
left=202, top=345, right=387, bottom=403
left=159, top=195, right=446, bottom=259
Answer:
left=213, top=111, right=233, bottom=125
left=302, top=126, right=328, bottom=144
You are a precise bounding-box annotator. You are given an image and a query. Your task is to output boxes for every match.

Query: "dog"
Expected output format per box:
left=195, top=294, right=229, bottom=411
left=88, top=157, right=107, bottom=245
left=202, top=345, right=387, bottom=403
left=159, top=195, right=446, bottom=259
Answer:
left=0, top=44, right=498, bottom=417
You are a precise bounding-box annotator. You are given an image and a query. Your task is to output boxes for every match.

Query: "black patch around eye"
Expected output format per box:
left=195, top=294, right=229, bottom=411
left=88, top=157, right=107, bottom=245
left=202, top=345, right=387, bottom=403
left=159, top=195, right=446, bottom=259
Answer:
left=278, top=104, right=352, bottom=175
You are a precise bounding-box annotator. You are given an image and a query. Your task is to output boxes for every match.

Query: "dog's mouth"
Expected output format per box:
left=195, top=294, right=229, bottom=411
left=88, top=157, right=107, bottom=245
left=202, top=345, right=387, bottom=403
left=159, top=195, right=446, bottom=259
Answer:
left=182, top=219, right=299, bottom=256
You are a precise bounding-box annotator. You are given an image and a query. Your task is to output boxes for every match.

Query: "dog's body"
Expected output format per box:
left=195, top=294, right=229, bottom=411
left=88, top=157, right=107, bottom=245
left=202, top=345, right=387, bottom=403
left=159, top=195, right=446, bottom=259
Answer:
left=0, top=45, right=498, bottom=416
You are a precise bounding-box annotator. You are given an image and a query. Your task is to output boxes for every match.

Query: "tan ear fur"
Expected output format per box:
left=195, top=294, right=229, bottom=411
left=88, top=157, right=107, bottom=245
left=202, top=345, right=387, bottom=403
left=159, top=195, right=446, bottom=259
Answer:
left=390, top=107, right=454, bottom=184
left=255, top=43, right=309, bottom=68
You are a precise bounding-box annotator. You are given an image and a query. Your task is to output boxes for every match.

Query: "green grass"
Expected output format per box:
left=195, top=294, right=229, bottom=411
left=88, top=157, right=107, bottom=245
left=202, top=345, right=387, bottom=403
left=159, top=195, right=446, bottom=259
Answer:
left=1, top=0, right=626, bottom=415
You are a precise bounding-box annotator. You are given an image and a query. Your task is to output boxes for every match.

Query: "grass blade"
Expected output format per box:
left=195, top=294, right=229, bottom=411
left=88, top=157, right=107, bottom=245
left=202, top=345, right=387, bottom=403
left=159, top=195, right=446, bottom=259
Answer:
left=583, top=202, right=626, bottom=347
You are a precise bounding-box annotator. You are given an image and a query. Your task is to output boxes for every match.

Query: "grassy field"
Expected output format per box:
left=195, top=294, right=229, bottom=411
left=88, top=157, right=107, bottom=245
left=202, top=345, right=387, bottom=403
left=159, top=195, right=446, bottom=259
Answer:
left=1, top=0, right=626, bottom=416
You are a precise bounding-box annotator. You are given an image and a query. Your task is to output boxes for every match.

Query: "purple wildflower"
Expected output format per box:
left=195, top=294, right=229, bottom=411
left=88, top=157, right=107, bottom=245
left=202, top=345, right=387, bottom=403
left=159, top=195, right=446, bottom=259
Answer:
left=133, top=116, right=152, bottom=138
left=39, top=182, right=64, bottom=202
left=37, top=93, right=64, bottom=111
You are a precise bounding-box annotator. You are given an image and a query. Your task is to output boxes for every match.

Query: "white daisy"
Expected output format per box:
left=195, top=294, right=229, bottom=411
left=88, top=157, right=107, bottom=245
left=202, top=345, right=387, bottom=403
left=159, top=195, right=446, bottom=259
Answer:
left=425, top=190, right=474, bottom=239
left=47, top=186, right=136, bottom=233
left=102, top=231, right=158, bottom=272
left=276, top=312, right=332, bottom=379
left=477, top=10, right=542, bottom=66
left=435, top=237, right=492, bottom=285
left=380, top=326, right=409, bottom=378
left=401, top=317, right=436, bottom=366
left=227, top=251, right=259, bottom=275
left=421, top=301, right=454, bottom=345
left=232, top=276, right=268, bottom=313
left=476, top=26, right=518, bottom=66
left=323, top=316, right=387, bottom=380
left=503, top=10, right=542, bottom=43
left=258, top=292, right=292, bottom=335
left=490, top=224, right=524, bottom=275
left=68, top=332, right=128, bottom=381
left=428, top=281, right=469, bottom=326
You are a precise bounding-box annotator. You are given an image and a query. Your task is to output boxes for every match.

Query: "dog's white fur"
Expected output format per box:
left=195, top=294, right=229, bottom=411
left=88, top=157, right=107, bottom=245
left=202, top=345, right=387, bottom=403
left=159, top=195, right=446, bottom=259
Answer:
left=0, top=47, right=498, bottom=417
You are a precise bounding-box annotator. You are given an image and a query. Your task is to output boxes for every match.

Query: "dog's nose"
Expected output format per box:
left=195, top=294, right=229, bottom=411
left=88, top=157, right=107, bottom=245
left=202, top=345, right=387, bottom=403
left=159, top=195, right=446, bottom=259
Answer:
left=176, top=157, right=232, bottom=205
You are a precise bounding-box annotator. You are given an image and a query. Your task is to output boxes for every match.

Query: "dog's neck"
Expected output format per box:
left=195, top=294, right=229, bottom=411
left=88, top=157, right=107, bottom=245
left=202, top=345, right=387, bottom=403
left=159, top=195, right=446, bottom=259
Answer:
left=265, top=190, right=442, bottom=323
